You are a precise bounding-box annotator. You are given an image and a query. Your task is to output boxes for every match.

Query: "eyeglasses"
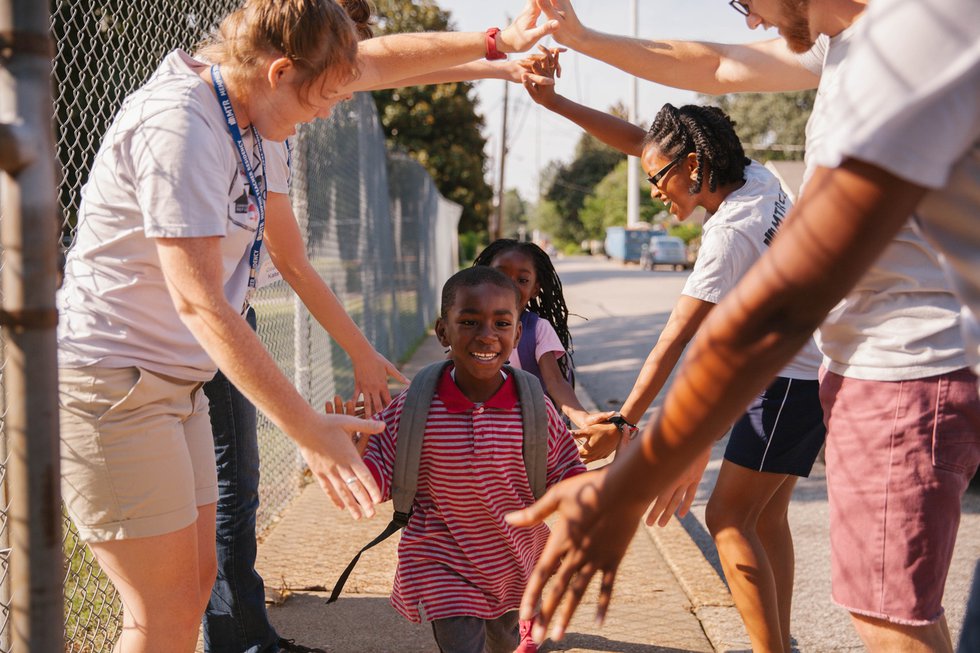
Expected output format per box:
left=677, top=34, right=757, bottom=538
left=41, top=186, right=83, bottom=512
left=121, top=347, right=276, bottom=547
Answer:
left=728, top=0, right=750, bottom=16
left=647, top=153, right=687, bottom=189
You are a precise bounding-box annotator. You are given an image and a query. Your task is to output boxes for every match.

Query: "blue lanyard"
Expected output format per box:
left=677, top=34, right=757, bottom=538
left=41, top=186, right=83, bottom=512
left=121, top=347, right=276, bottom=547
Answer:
left=210, top=64, right=267, bottom=293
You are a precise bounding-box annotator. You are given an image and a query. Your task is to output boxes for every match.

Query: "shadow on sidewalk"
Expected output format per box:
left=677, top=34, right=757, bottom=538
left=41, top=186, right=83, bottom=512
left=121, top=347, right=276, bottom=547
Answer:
left=270, top=590, right=710, bottom=653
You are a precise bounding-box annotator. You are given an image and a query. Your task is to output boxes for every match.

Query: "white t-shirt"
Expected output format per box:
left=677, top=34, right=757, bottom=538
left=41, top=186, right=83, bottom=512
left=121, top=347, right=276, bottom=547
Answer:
left=506, top=314, right=566, bottom=371
left=58, top=50, right=290, bottom=382
left=814, top=0, right=980, bottom=378
left=795, top=26, right=967, bottom=381
left=683, top=162, right=821, bottom=380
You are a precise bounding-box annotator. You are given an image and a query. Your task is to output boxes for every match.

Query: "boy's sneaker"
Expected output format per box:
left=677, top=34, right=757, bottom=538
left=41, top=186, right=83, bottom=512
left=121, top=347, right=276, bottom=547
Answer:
left=277, top=637, right=326, bottom=653
left=514, top=618, right=538, bottom=653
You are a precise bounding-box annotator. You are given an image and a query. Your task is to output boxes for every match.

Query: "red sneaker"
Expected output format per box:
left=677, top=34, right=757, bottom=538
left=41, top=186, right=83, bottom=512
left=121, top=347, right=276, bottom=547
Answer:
left=514, top=618, right=538, bottom=653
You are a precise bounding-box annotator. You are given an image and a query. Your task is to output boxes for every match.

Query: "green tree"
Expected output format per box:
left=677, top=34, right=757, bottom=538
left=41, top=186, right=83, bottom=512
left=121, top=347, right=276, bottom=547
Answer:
left=701, top=90, right=816, bottom=161
left=371, top=0, right=494, bottom=233
left=541, top=133, right=624, bottom=246
left=579, top=160, right=666, bottom=239
left=501, top=189, right=528, bottom=239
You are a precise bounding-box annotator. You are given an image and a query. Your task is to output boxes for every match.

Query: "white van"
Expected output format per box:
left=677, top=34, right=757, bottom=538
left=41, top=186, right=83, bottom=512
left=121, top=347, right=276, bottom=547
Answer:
left=640, top=235, right=689, bottom=271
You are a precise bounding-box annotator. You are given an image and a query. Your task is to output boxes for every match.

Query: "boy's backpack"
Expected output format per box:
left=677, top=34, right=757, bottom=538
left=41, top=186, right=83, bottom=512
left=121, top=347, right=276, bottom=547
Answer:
left=517, top=311, right=575, bottom=388
left=327, top=359, right=550, bottom=604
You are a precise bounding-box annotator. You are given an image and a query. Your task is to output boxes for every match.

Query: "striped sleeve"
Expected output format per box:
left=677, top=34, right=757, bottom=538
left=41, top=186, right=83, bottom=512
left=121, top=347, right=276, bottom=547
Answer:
left=544, top=398, right=587, bottom=486
left=361, top=392, right=406, bottom=502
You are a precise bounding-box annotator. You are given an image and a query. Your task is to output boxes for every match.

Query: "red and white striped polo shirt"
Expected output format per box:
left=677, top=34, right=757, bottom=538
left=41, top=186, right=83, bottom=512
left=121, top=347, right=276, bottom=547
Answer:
left=363, top=366, right=585, bottom=623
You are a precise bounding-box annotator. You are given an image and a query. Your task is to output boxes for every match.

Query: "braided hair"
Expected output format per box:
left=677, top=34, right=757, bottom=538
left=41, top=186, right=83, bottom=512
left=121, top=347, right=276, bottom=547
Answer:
left=473, top=240, right=574, bottom=379
left=642, top=104, right=750, bottom=194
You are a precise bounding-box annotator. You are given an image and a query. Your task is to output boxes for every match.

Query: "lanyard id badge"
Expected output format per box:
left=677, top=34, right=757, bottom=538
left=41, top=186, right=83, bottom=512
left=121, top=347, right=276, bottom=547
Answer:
left=210, top=64, right=267, bottom=309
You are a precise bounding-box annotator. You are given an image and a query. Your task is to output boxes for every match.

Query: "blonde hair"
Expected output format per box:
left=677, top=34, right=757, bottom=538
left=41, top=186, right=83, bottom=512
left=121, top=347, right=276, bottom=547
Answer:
left=337, top=0, right=375, bottom=40
left=196, top=0, right=360, bottom=97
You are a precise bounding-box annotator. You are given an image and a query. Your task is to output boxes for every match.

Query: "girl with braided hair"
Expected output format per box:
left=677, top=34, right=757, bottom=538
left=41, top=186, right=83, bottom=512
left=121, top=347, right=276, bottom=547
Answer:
left=473, top=240, right=592, bottom=431
left=524, top=50, right=824, bottom=653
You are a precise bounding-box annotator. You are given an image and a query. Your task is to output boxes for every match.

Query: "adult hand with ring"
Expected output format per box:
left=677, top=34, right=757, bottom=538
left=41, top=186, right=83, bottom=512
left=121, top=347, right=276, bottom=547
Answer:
left=325, top=394, right=373, bottom=456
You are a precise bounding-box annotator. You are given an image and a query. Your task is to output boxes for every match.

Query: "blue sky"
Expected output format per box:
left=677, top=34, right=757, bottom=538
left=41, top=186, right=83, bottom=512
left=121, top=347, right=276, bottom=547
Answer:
left=435, top=0, right=770, bottom=202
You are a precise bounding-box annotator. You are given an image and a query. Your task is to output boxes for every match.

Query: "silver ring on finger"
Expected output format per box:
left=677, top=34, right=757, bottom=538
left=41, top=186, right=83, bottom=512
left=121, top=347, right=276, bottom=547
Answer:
left=344, top=477, right=358, bottom=485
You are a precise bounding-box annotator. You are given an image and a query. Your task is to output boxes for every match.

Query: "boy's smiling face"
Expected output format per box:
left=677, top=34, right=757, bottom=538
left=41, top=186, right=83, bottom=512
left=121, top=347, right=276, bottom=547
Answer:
left=435, top=283, right=522, bottom=402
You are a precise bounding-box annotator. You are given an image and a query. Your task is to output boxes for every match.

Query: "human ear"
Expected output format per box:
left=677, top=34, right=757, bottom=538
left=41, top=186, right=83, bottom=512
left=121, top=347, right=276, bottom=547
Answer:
left=435, top=317, right=450, bottom=347
left=267, top=57, right=294, bottom=88
left=685, top=152, right=699, bottom=180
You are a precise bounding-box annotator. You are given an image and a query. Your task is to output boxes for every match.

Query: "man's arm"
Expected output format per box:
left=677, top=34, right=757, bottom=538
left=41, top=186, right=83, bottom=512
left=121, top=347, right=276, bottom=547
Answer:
left=508, top=159, right=927, bottom=643
left=536, top=0, right=818, bottom=93
left=156, top=235, right=385, bottom=518
left=264, top=192, right=408, bottom=415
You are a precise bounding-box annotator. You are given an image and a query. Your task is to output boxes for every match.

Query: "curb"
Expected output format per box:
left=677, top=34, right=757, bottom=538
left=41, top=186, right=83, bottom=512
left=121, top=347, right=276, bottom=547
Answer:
left=646, top=519, right=749, bottom=652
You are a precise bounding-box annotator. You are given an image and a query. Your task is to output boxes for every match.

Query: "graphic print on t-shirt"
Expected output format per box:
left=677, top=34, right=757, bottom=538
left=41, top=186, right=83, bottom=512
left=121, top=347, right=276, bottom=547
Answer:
left=227, top=166, right=262, bottom=232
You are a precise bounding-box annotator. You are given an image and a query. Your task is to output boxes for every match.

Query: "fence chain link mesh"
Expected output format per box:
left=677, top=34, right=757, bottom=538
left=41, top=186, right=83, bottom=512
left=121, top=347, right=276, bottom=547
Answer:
left=0, top=3, right=460, bottom=650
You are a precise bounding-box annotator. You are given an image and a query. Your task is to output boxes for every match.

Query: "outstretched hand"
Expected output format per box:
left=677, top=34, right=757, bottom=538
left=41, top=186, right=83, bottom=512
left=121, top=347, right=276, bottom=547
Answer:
left=499, top=0, right=560, bottom=53
left=505, top=466, right=648, bottom=644
left=571, top=410, right=619, bottom=463
left=645, top=445, right=711, bottom=527
left=534, top=0, right=587, bottom=46
left=519, top=44, right=567, bottom=105
left=324, top=395, right=371, bottom=456
left=351, top=350, right=408, bottom=417
left=299, top=412, right=385, bottom=520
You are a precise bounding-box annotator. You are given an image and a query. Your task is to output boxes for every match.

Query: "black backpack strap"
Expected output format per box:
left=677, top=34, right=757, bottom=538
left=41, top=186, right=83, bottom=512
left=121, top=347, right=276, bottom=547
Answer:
left=505, top=366, right=550, bottom=500
left=327, top=360, right=451, bottom=604
left=326, top=512, right=409, bottom=604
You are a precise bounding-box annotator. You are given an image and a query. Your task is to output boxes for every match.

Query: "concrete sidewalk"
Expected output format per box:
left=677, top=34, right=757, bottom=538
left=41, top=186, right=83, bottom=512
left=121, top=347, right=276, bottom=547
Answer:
left=253, top=332, right=731, bottom=652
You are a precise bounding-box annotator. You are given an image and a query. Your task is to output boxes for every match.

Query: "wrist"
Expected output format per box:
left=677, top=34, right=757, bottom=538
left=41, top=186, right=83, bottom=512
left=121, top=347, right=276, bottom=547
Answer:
left=607, top=412, right=639, bottom=442
left=485, top=27, right=507, bottom=60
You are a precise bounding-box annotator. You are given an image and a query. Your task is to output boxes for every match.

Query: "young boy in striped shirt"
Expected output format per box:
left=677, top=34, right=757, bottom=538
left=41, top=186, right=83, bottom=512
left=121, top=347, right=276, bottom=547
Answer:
left=362, top=266, right=586, bottom=653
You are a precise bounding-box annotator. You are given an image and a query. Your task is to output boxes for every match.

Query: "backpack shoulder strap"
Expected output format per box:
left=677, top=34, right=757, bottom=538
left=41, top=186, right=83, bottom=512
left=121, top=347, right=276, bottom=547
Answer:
left=327, top=359, right=450, bottom=605
left=391, top=359, right=451, bottom=516
left=506, top=365, right=550, bottom=500
left=517, top=311, right=541, bottom=378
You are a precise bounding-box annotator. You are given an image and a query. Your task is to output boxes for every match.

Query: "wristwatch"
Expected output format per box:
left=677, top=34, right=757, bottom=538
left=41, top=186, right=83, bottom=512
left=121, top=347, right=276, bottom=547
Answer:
left=608, top=413, right=639, bottom=441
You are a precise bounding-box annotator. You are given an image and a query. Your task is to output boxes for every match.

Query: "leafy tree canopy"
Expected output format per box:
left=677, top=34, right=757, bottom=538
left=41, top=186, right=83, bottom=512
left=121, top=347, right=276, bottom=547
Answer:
left=701, top=90, right=816, bottom=161
left=579, top=159, right=666, bottom=240
left=371, top=0, right=494, bottom=233
left=541, top=132, right=624, bottom=246
left=500, top=188, right=528, bottom=239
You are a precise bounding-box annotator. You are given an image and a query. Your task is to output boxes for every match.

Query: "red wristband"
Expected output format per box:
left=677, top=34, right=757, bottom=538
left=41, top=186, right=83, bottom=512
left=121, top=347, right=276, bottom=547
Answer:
left=485, top=27, right=507, bottom=61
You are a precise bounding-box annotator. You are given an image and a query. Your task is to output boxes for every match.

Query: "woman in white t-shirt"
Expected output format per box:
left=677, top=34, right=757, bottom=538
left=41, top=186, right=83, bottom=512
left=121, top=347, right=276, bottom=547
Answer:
left=57, top=2, right=556, bottom=649
left=526, top=54, right=823, bottom=653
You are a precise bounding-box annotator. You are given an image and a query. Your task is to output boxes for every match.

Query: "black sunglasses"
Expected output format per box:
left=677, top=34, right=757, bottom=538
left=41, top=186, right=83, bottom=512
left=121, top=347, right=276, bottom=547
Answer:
left=647, top=153, right=687, bottom=188
left=728, top=0, right=750, bottom=16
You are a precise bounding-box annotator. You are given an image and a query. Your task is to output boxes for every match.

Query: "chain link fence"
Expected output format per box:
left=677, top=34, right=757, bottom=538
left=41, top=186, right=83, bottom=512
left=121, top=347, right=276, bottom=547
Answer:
left=0, top=2, right=461, bottom=650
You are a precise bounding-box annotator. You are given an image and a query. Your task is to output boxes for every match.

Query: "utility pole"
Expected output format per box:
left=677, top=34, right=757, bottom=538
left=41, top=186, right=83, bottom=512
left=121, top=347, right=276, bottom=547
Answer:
left=0, top=0, right=65, bottom=650
left=626, top=0, right=640, bottom=227
left=492, top=74, right=509, bottom=242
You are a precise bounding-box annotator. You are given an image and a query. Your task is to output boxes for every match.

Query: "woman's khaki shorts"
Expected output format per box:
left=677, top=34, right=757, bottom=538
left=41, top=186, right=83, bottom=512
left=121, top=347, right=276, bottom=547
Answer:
left=60, top=366, right=218, bottom=542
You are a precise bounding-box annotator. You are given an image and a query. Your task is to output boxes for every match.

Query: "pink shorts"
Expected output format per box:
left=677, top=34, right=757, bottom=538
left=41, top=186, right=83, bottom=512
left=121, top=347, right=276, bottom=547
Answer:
left=820, top=368, right=980, bottom=625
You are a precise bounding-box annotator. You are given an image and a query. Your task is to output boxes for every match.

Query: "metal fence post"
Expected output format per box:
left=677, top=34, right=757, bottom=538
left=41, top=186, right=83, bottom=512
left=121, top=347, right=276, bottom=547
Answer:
left=0, top=0, right=64, bottom=650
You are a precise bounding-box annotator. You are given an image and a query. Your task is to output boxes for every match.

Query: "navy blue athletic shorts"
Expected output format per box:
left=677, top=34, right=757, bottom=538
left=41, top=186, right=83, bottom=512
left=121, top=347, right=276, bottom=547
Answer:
left=724, top=376, right=826, bottom=477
